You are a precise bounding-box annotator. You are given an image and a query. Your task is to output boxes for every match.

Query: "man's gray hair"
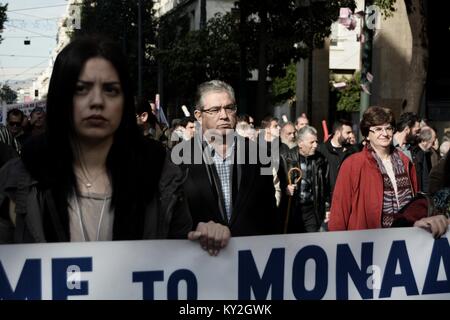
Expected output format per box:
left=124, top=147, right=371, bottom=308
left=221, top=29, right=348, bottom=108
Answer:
left=419, top=126, right=434, bottom=142
left=195, top=80, right=235, bottom=110
left=296, top=125, right=317, bottom=143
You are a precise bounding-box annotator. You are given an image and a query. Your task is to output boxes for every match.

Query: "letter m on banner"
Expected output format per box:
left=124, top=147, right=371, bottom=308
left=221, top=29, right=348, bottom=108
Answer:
left=0, top=259, right=42, bottom=300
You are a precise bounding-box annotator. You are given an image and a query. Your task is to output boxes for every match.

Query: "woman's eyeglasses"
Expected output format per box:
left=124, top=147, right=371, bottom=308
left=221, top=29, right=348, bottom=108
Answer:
left=369, top=126, right=394, bottom=135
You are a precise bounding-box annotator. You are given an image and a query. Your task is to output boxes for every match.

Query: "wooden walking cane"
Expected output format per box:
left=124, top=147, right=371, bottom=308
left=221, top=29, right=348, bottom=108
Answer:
left=284, top=167, right=302, bottom=233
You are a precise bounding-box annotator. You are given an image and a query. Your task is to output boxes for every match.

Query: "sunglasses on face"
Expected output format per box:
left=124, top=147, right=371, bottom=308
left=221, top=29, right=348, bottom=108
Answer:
left=8, top=122, right=22, bottom=128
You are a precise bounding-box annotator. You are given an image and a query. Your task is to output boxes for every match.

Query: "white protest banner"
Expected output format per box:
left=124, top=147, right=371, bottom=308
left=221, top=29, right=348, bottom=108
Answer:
left=1, top=100, right=46, bottom=124
left=0, top=227, right=448, bottom=300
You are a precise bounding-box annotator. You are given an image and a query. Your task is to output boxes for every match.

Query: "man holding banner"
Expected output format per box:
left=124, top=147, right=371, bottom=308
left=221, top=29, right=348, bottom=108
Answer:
left=174, top=80, right=280, bottom=236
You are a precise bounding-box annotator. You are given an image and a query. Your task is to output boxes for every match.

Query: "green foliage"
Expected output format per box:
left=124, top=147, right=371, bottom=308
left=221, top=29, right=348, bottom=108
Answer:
left=73, top=0, right=158, bottom=99
left=205, top=13, right=242, bottom=80
left=0, top=84, right=17, bottom=104
left=332, top=72, right=361, bottom=112
left=272, top=62, right=296, bottom=104
left=0, top=3, right=7, bottom=43
left=157, top=12, right=242, bottom=107
left=239, top=0, right=357, bottom=79
left=158, top=0, right=357, bottom=110
left=374, top=0, right=397, bottom=18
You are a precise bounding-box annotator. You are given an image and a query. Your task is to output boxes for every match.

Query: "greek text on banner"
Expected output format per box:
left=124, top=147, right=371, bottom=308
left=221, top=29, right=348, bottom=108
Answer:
left=0, top=227, right=449, bottom=300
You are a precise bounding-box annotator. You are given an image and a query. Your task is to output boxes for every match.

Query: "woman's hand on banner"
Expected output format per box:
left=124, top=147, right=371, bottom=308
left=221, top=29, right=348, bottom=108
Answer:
left=414, top=215, right=449, bottom=238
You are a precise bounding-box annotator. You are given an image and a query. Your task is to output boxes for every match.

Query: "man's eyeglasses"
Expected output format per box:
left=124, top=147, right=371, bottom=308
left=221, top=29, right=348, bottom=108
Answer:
left=369, top=126, right=394, bottom=135
left=8, top=121, right=22, bottom=128
left=201, top=104, right=237, bottom=116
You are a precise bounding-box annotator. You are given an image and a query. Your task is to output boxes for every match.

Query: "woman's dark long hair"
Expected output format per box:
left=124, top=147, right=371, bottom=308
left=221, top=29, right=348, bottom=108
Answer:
left=25, top=35, right=165, bottom=240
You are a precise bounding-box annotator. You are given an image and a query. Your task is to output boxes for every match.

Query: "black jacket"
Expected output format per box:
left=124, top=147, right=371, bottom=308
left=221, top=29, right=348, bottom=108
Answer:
left=318, top=138, right=357, bottom=198
left=175, top=135, right=279, bottom=236
left=0, top=137, right=192, bottom=243
left=411, top=146, right=433, bottom=193
left=281, top=147, right=330, bottom=227
left=279, top=141, right=293, bottom=178
left=429, top=155, right=448, bottom=195
left=0, top=141, right=18, bottom=169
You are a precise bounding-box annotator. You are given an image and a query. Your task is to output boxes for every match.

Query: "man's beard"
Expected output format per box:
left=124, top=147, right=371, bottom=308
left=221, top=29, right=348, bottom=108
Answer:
left=285, top=141, right=297, bottom=149
left=338, top=135, right=350, bottom=147
left=281, top=138, right=296, bottom=149
left=405, top=133, right=420, bottom=146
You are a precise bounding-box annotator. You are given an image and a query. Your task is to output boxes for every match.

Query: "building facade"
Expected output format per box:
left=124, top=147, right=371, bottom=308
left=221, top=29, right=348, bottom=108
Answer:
left=299, top=0, right=450, bottom=140
left=155, top=0, right=235, bottom=30
left=30, top=0, right=81, bottom=100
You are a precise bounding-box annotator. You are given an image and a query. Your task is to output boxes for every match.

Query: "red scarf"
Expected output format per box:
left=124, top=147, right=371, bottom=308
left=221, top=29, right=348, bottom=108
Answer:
left=369, top=146, right=413, bottom=227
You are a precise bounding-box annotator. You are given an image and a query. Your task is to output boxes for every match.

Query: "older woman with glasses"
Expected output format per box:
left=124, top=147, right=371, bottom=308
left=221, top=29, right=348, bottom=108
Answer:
left=329, top=106, right=449, bottom=237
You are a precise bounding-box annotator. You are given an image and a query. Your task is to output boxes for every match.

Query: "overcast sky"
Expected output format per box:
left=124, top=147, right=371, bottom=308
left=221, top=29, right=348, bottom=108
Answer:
left=0, top=0, right=68, bottom=86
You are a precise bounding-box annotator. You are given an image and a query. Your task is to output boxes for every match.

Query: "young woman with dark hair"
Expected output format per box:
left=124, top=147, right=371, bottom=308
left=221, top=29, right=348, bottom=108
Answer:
left=0, top=36, right=229, bottom=255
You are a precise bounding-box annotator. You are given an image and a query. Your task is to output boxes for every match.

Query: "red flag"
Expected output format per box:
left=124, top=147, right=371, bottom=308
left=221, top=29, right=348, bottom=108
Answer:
left=322, top=120, right=329, bottom=142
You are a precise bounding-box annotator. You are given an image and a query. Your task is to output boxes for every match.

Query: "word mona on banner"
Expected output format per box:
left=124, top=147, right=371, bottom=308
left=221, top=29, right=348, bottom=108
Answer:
left=238, top=238, right=450, bottom=300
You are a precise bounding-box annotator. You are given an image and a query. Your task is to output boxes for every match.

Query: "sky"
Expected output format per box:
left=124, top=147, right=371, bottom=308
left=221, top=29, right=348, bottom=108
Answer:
left=0, top=0, right=68, bottom=86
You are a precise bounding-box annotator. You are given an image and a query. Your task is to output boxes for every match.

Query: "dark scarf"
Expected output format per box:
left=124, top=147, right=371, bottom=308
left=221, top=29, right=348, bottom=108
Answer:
left=369, top=145, right=413, bottom=227
left=433, top=187, right=450, bottom=218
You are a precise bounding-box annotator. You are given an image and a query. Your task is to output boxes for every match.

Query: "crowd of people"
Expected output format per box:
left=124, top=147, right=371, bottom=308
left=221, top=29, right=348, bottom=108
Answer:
left=0, top=35, right=449, bottom=254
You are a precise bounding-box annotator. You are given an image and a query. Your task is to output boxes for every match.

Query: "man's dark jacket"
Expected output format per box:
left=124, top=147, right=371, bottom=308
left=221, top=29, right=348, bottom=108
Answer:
left=281, top=147, right=330, bottom=228
left=411, top=146, right=433, bottom=193
left=174, top=135, right=279, bottom=236
left=318, top=137, right=357, bottom=198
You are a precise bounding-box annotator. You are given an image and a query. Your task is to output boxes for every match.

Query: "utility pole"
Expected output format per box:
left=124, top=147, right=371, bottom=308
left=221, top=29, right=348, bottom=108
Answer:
left=200, top=0, right=207, bottom=29
left=137, top=0, right=143, bottom=100
left=233, top=2, right=247, bottom=115
left=359, top=0, right=374, bottom=138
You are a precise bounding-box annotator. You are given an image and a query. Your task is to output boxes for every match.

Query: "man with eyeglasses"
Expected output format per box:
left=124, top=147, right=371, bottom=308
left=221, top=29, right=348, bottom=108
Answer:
left=174, top=80, right=279, bottom=237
